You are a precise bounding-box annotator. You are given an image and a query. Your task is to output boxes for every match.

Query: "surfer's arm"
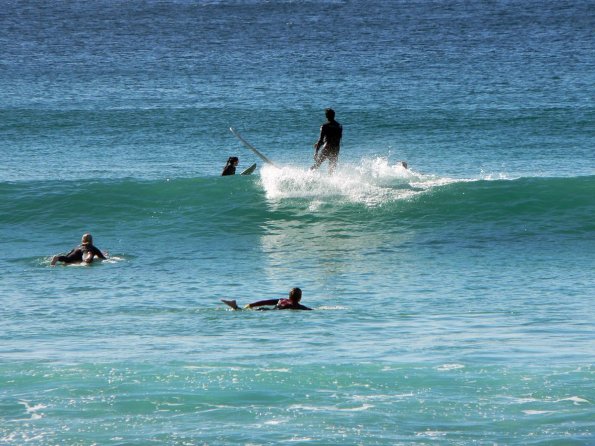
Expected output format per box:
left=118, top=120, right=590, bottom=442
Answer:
left=245, top=299, right=280, bottom=309
left=314, top=125, right=325, bottom=150
left=65, top=247, right=82, bottom=260
left=91, top=246, right=107, bottom=259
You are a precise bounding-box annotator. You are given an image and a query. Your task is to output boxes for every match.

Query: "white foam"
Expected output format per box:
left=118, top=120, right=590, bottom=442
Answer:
left=416, top=430, right=447, bottom=438
left=317, top=305, right=349, bottom=310
left=436, top=363, right=465, bottom=371
left=264, top=418, right=289, bottom=425
left=19, top=400, right=46, bottom=420
left=353, top=393, right=413, bottom=402
left=103, top=256, right=124, bottom=264
left=288, top=403, right=374, bottom=412
left=260, top=367, right=290, bottom=373
left=259, top=157, right=459, bottom=206
left=557, top=396, right=590, bottom=405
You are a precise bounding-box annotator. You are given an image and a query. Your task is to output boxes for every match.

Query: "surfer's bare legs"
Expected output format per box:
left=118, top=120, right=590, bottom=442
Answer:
left=328, top=152, right=338, bottom=175
left=311, top=147, right=339, bottom=174
left=310, top=148, right=322, bottom=171
left=221, top=299, right=240, bottom=310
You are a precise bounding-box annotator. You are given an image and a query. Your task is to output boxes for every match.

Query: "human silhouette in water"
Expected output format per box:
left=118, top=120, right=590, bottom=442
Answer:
left=221, top=156, right=239, bottom=176
left=221, top=287, right=312, bottom=310
left=311, top=108, right=342, bottom=174
left=51, top=233, right=107, bottom=266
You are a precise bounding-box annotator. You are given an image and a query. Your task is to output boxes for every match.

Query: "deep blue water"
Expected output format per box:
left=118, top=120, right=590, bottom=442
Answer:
left=1, top=1, right=594, bottom=444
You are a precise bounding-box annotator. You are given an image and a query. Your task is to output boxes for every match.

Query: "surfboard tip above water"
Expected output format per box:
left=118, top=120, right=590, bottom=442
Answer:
left=229, top=127, right=278, bottom=167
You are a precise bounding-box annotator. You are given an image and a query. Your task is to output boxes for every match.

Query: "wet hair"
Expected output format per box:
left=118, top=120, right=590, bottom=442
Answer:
left=81, top=233, right=93, bottom=245
left=289, top=287, right=302, bottom=303
left=325, top=108, right=335, bottom=120
left=222, top=156, right=239, bottom=176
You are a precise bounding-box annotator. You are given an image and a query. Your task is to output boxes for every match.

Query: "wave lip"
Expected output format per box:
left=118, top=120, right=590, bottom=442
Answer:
left=2, top=164, right=593, bottom=238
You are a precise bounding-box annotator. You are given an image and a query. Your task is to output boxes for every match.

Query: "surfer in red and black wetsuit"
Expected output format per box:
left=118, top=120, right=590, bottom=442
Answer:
left=221, top=287, right=312, bottom=311
left=311, top=108, right=342, bottom=174
left=50, top=233, right=107, bottom=266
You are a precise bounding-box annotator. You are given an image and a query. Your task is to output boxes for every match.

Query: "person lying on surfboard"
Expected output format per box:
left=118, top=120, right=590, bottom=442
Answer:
left=51, top=233, right=107, bottom=266
left=221, top=156, right=239, bottom=176
left=222, top=287, right=312, bottom=311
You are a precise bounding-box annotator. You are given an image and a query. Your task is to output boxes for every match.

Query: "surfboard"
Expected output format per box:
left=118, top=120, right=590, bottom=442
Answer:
left=240, top=163, right=257, bottom=175
left=229, top=127, right=278, bottom=167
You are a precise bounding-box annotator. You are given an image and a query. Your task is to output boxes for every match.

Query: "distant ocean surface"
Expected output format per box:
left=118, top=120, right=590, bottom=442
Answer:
left=1, top=1, right=594, bottom=444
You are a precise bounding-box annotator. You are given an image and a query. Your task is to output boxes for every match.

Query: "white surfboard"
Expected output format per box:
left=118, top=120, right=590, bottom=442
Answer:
left=229, top=127, right=279, bottom=168
left=240, top=163, right=257, bottom=175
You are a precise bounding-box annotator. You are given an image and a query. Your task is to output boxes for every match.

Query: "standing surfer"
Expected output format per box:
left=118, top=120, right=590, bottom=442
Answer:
left=310, top=108, right=342, bottom=174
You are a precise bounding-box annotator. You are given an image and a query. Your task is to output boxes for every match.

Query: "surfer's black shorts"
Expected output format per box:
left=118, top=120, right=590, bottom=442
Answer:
left=320, top=145, right=339, bottom=158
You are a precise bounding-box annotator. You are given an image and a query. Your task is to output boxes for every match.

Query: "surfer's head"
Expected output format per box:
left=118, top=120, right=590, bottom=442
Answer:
left=325, top=108, right=335, bottom=121
left=289, top=287, right=302, bottom=303
left=227, top=156, right=239, bottom=166
left=81, top=233, right=93, bottom=245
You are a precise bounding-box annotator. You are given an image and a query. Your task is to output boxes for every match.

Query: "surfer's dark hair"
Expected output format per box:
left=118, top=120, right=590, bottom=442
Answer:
left=227, top=156, right=239, bottom=164
left=325, top=108, right=335, bottom=120
left=289, top=287, right=302, bottom=302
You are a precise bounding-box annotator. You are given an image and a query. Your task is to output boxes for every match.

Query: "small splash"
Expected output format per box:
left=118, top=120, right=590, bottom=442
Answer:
left=416, top=430, right=447, bottom=438
left=340, top=403, right=374, bottom=412
left=436, top=364, right=465, bottom=371
left=513, top=397, right=539, bottom=404
left=264, top=418, right=289, bottom=425
left=19, top=401, right=46, bottom=420
left=523, top=410, right=554, bottom=415
left=557, top=396, right=590, bottom=405
left=103, top=255, right=125, bottom=264
left=288, top=403, right=373, bottom=412
left=317, top=305, right=349, bottom=311
left=479, top=169, right=515, bottom=181
left=45, top=255, right=124, bottom=266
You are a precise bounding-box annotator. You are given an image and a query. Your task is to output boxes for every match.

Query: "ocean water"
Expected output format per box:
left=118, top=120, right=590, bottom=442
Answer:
left=1, top=0, right=594, bottom=444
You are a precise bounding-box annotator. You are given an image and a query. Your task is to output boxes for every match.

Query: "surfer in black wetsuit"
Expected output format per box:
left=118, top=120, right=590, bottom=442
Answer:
left=221, top=156, right=239, bottom=176
left=221, top=287, right=312, bottom=311
left=50, top=233, right=107, bottom=266
left=311, top=108, right=342, bottom=174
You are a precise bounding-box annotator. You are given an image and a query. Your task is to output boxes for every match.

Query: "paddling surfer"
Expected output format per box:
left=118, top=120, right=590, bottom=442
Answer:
left=51, top=233, right=107, bottom=266
left=222, top=287, right=312, bottom=311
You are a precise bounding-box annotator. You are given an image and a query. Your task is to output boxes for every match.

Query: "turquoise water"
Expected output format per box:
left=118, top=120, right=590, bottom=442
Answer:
left=1, top=1, right=594, bottom=444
